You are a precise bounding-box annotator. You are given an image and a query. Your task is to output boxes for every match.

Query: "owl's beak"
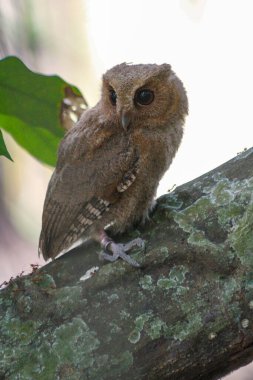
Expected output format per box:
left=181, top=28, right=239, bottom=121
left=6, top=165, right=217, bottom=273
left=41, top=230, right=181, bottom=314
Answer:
left=121, top=111, right=131, bottom=131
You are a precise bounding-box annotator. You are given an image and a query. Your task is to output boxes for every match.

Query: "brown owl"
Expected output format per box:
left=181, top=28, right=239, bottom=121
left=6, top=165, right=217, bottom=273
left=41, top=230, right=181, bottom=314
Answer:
left=39, top=63, right=188, bottom=267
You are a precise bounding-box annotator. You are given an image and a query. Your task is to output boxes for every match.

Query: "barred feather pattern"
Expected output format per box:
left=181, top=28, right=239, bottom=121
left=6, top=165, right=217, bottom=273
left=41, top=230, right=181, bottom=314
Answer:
left=59, top=197, right=110, bottom=251
left=58, top=158, right=140, bottom=251
left=117, top=157, right=140, bottom=192
left=59, top=160, right=141, bottom=251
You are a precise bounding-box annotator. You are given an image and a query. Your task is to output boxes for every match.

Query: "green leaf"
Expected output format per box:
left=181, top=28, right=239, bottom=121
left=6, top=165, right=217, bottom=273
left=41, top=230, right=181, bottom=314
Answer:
left=0, top=129, right=12, bottom=161
left=0, top=116, right=58, bottom=166
left=0, top=56, right=86, bottom=166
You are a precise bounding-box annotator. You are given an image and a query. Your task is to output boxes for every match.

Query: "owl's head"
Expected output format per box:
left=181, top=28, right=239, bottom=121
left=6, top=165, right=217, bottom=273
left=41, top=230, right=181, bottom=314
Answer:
left=101, top=63, right=188, bottom=131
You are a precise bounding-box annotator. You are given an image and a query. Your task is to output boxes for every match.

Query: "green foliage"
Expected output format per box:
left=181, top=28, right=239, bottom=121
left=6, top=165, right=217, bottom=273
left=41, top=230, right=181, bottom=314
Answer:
left=0, top=56, right=84, bottom=166
left=0, top=129, right=12, bottom=160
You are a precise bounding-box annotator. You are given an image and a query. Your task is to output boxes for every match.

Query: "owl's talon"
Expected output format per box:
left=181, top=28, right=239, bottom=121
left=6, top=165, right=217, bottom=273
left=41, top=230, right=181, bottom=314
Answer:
left=100, top=239, right=142, bottom=267
left=123, top=238, right=145, bottom=252
left=99, top=251, right=119, bottom=262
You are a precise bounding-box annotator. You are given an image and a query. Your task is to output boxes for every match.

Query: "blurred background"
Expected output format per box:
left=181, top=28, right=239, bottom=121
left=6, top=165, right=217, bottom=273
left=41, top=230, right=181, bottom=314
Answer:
left=0, top=1, right=252, bottom=378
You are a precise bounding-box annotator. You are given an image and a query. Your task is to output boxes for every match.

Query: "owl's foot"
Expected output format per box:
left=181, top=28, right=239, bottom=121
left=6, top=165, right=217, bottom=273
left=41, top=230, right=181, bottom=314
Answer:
left=100, top=236, right=144, bottom=267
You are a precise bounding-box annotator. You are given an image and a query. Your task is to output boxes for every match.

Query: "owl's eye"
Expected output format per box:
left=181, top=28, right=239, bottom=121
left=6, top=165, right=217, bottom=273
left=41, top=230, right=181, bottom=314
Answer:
left=109, top=89, right=117, bottom=105
left=135, top=89, right=154, bottom=106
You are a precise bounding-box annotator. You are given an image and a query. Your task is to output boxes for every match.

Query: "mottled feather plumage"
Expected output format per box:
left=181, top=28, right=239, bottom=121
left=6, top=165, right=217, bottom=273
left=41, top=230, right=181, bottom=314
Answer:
left=39, top=63, right=188, bottom=264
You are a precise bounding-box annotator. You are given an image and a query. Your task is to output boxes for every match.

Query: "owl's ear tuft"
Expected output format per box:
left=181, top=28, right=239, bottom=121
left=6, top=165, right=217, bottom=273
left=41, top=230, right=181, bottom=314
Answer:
left=159, top=63, right=172, bottom=77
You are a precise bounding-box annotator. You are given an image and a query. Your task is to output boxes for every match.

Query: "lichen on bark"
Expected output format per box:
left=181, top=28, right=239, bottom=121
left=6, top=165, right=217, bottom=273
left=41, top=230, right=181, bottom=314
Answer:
left=1, top=147, right=253, bottom=380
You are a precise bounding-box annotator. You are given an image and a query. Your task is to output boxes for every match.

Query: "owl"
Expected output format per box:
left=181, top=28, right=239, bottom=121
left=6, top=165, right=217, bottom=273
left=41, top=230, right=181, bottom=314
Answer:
left=39, top=63, right=188, bottom=267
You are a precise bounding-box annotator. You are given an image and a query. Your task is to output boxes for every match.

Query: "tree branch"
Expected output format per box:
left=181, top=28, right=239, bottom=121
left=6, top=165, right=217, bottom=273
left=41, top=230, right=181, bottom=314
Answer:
left=1, top=148, right=253, bottom=380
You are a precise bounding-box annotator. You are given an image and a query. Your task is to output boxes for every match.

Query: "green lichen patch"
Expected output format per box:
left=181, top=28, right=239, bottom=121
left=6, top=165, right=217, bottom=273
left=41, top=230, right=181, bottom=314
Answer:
left=128, top=312, right=153, bottom=344
left=208, top=179, right=235, bottom=206
left=0, top=317, right=42, bottom=378
left=109, top=321, right=122, bottom=334
left=120, top=310, right=131, bottom=320
left=173, top=176, right=253, bottom=262
left=173, top=196, right=220, bottom=249
left=38, top=318, right=100, bottom=379
left=220, top=277, right=240, bottom=304
left=128, top=312, right=170, bottom=344
left=135, top=312, right=153, bottom=330
left=146, top=317, right=167, bottom=340
left=244, top=273, right=253, bottom=304
left=53, top=318, right=100, bottom=367
left=157, top=265, right=189, bottom=294
left=217, top=203, right=244, bottom=230
left=86, top=261, right=129, bottom=290
left=139, top=275, right=154, bottom=291
left=0, top=317, right=40, bottom=346
left=228, top=204, right=253, bottom=266
left=166, top=312, right=203, bottom=342
left=0, top=313, right=102, bottom=379
left=55, top=285, right=87, bottom=316
left=128, top=329, right=141, bottom=344
left=16, top=294, right=33, bottom=314
left=187, top=230, right=220, bottom=252
left=108, top=293, right=120, bottom=303
left=157, top=192, right=184, bottom=211
left=160, top=246, right=169, bottom=257
left=157, top=277, right=174, bottom=290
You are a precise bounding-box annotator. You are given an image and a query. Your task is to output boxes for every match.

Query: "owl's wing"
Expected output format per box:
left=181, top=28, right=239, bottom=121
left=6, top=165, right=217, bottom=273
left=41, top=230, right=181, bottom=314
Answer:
left=39, top=126, right=139, bottom=260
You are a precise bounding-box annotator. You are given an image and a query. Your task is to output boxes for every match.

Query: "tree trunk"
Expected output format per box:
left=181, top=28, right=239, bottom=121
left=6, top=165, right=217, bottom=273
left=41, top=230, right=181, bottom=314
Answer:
left=1, top=148, right=253, bottom=380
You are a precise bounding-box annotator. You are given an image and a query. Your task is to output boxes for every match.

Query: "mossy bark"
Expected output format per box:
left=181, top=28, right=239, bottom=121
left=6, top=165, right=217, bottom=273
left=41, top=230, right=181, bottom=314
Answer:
left=1, top=148, right=253, bottom=380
